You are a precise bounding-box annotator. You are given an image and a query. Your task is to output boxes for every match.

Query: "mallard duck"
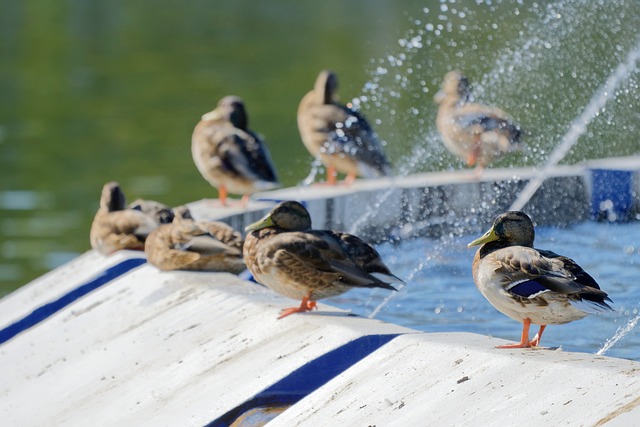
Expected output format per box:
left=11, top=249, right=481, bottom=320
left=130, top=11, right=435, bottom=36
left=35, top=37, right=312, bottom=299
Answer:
left=297, top=70, right=392, bottom=185
left=243, top=200, right=401, bottom=318
left=435, top=70, right=523, bottom=170
left=90, top=182, right=160, bottom=255
left=192, top=95, right=280, bottom=206
left=468, top=211, right=613, bottom=349
left=128, top=199, right=175, bottom=224
left=145, top=206, right=245, bottom=273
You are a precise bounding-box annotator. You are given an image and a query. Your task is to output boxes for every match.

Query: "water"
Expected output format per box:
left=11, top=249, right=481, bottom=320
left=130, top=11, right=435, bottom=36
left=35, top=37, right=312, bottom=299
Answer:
left=328, top=220, right=640, bottom=361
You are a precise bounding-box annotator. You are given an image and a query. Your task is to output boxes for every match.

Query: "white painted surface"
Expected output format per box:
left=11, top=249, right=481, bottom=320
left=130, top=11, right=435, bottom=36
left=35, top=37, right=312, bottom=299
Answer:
left=272, top=332, right=640, bottom=426
left=1, top=252, right=639, bottom=426
left=0, top=253, right=410, bottom=426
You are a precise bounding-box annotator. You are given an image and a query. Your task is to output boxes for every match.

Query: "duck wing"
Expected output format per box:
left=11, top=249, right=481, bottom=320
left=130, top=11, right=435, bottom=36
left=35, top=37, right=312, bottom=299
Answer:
left=453, top=105, right=522, bottom=143
left=494, top=246, right=612, bottom=312
left=330, top=231, right=403, bottom=285
left=267, top=231, right=396, bottom=290
left=214, top=128, right=278, bottom=184
left=308, top=103, right=391, bottom=175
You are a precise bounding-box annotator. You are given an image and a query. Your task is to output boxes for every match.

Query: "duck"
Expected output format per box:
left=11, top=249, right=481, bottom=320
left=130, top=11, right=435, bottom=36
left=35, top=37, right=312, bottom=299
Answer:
left=435, top=70, right=523, bottom=171
left=128, top=199, right=175, bottom=224
left=89, top=182, right=161, bottom=255
left=297, top=70, right=392, bottom=185
left=468, top=211, right=613, bottom=349
left=243, top=200, right=401, bottom=318
left=192, top=95, right=280, bottom=206
left=145, top=206, right=245, bottom=273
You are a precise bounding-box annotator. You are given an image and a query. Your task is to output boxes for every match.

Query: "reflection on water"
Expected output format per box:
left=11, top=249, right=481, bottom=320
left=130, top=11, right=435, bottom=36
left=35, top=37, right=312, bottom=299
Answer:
left=0, top=191, right=53, bottom=210
left=1, top=0, right=639, bottom=297
left=329, top=221, right=640, bottom=361
left=0, top=191, right=83, bottom=290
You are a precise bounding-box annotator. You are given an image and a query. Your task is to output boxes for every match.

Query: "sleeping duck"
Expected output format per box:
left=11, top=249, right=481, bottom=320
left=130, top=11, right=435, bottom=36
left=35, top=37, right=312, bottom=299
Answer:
left=90, top=182, right=162, bottom=255
left=145, top=206, right=245, bottom=273
left=128, top=199, right=174, bottom=225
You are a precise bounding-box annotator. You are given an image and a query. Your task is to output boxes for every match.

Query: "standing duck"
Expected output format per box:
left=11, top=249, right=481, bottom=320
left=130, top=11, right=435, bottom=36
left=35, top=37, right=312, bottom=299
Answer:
left=89, top=182, right=161, bottom=255
left=243, top=201, right=401, bottom=318
left=435, top=71, right=523, bottom=171
left=145, top=206, right=245, bottom=273
left=297, top=70, right=392, bottom=185
left=468, top=211, right=613, bottom=348
left=192, top=96, right=280, bottom=206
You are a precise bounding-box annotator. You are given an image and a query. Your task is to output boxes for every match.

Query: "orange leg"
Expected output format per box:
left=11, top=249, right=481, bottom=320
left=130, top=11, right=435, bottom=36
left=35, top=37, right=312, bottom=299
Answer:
left=343, top=172, right=357, bottom=186
left=496, top=318, right=534, bottom=349
left=326, top=165, right=338, bottom=185
left=218, top=186, right=228, bottom=206
left=278, top=295, right=317, bottom=319
left=467, top=136, right=482, bottom=167
left=240, top=194, right=250, bottom=207
left=529, top=325, right=546, bottom=347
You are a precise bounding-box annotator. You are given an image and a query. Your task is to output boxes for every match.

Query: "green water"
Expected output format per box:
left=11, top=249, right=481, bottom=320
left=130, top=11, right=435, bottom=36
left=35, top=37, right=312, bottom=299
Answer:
left=1, top=0, right=639, bottom=295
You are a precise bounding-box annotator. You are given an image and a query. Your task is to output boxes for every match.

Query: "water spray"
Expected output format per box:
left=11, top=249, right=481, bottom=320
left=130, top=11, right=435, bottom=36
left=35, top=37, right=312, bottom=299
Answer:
left=509, top=37, right=640, bottom=212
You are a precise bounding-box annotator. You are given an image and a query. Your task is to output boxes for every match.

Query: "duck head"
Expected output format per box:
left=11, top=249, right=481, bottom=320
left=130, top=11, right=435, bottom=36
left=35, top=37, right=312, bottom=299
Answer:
left=201, top=95, right=248, bottom=129
left=468, top=211, right=535, bottom=248
left=245, top=201, right=312, bottom=232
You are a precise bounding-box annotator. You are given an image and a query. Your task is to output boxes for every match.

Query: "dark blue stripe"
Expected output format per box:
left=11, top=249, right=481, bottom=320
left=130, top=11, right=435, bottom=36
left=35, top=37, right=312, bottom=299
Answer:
left=207, top=333, right=400, bottom=427
left=509, top=280, right=547, bottom=298
left=0, top=257, right=146, bottom=346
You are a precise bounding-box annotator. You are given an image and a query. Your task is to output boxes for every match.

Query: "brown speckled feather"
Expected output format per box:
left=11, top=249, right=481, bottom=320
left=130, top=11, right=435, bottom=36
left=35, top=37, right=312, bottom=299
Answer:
left=243, top=201, right=400, bottom=305
left=145, top=215, right=245, bottom=273
left=297, top=70, right=392, bottom=179
left=469, top=211, right=612, bottom=348
left=436, top=70, right=522, bottom=168
left=89, top=182, right=160, bottom=255
left=192, top=96, right=280, bottom=198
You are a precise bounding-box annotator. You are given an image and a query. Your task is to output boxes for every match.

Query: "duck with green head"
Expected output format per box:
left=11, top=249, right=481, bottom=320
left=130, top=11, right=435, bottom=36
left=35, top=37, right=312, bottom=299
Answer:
left=468, top=211, right=613, bottom=348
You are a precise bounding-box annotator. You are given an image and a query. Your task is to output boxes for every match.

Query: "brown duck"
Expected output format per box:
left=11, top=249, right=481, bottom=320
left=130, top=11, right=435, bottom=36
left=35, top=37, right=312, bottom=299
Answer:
left=192, top=96, right=280, bottom=206
left=243, top=200, right=401, bottom=318
left=145, top=206, right=245, bottom=273
left=297, top=70, right=392, bottom=185
left=89, top=182, right=161, bottom=255
left=435, top=70, right=523, bottom=170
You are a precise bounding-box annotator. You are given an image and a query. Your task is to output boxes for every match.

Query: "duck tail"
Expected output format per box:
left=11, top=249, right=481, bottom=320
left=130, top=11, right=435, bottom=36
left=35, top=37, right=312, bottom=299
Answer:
left=570, top=292, right=614, bottom=315
left=371, top=272, right=405, bottom=290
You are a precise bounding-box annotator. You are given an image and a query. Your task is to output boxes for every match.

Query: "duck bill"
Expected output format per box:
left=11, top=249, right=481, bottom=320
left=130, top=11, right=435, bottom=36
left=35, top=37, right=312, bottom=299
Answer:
left=467, top=227, right=499, bottom=247
left=245, top=214, right=274, bottom=232
left=201, top=109, right=220, bottom=121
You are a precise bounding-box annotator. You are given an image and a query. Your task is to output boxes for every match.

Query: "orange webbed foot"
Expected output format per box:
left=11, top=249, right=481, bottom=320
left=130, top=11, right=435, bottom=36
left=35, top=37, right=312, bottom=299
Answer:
left=495, top=342, right=533, bottom=349
left=277, top=299, right=317, bottom=319
left=495, top=322, right=546, bottom=349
